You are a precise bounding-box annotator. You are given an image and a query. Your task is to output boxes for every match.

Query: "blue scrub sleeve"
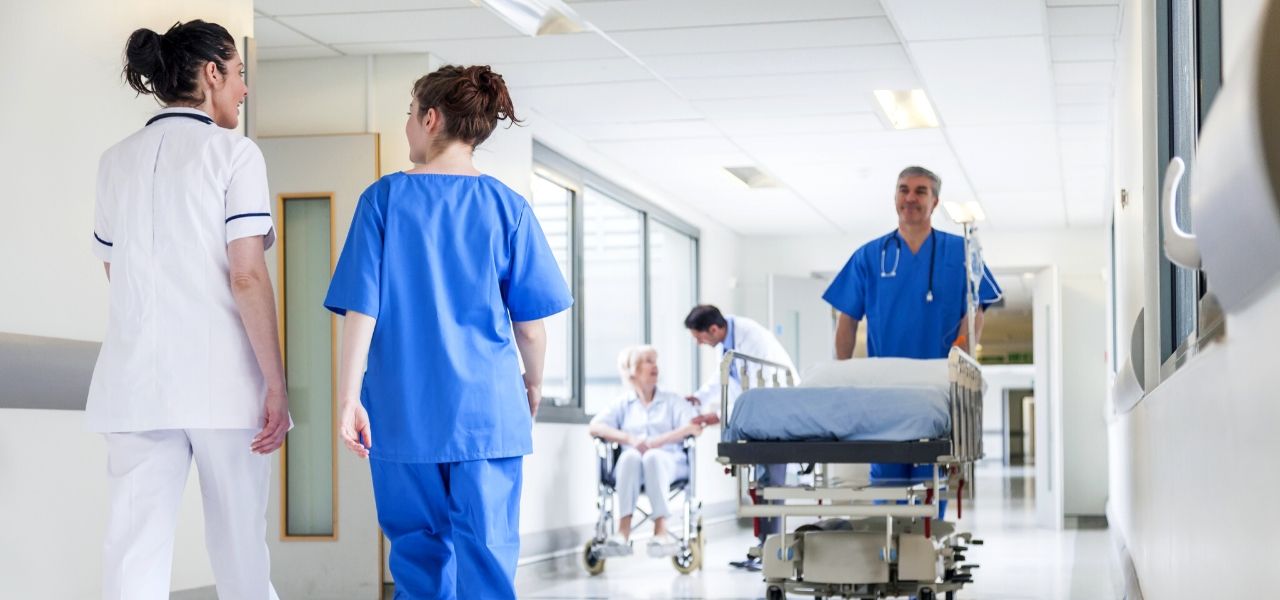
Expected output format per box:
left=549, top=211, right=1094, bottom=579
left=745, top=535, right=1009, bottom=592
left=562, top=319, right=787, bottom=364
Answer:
left=503, top=204, right=573, bottom=322
left=324, top=192, right=384, bottom=318
left=978, top=264, right=1002, bottom=310
left=822, top=252, right=867, bottom=319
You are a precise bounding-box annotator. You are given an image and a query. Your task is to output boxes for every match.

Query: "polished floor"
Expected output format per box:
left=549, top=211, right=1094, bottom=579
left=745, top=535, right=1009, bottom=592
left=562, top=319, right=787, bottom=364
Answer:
left=513, top=464, right=1121, bottom=600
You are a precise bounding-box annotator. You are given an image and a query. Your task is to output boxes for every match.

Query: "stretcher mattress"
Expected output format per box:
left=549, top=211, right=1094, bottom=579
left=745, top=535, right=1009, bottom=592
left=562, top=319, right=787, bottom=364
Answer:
left=722, top=386, right=951, bottom=443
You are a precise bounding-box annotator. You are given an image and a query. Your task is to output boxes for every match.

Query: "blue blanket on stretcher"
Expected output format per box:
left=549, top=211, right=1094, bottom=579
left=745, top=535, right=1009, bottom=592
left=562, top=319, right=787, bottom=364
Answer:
left=722, top=386, right=951, bottom=442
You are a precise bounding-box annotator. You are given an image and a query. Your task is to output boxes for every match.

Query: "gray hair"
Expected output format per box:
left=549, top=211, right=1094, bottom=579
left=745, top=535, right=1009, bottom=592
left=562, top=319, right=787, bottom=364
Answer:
left=897, top=166, right=941, bottom=197
left=617, top=345, right=658, bottom=386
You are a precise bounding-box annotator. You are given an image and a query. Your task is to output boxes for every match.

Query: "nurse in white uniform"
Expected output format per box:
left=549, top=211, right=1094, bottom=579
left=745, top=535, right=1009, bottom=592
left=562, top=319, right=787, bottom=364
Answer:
left=88, top=20, right=287, bottom=600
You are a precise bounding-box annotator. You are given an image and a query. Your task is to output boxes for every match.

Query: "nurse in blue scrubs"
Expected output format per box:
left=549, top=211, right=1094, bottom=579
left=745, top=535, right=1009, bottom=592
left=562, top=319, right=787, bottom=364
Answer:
left=822, top=166, right=1000, bottom=503
left=324, top=65, right=572, bottom=600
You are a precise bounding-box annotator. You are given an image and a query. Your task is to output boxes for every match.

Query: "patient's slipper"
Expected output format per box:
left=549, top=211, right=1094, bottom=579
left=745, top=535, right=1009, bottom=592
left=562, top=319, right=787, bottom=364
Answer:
left=646, top=538, right=682, bottom=558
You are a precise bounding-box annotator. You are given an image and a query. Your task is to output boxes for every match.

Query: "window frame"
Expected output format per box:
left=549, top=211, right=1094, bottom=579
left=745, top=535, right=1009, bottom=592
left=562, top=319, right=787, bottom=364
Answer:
left=531, top=142, right=701, bottom=423
left=1155, top=0, right=1222, bottom=381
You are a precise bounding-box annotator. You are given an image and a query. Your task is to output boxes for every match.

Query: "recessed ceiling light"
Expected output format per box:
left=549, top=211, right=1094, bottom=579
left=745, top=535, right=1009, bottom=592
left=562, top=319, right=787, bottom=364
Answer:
left=722, top=166, right=780, bottom=189
left=942, top=200, right=987, bottom=223
left=471, top=0, right=586, bottom=36
left=873, top=89, right=940, bottom=130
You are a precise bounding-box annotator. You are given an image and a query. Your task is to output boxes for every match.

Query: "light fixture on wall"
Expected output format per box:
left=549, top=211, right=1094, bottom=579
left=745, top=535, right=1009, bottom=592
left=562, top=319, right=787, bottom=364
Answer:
left=471, top=0, right=586, bottom=36
left=873, top=89, right=941, bottom=130
left=943, top=200, right=987, bottom=224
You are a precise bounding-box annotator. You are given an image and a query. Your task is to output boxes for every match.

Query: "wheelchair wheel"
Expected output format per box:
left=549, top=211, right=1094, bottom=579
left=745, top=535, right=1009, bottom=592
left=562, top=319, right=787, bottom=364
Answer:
left=671, top=534, right=702, bottom=574
left=582, top=539, right=606, bottom=576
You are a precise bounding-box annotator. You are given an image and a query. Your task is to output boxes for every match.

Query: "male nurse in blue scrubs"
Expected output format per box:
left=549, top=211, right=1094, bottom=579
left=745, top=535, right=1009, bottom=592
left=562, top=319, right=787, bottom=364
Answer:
left=822, top=166, right=1001, bottom=499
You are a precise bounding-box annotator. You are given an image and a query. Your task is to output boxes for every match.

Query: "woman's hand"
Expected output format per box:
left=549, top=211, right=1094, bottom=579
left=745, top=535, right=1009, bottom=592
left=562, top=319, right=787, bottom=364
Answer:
left=633, top=436, right=652, bottom=454
left=526, top=385, right=542, bottom=418
left=339, top=399, right=372, bottom=459
left=251, top=387, right=289, bottom=454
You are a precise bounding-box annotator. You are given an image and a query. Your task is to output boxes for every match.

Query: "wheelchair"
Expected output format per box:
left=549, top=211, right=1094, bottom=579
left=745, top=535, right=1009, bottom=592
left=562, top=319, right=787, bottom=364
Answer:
left=581, top=436, right=704, bottom=575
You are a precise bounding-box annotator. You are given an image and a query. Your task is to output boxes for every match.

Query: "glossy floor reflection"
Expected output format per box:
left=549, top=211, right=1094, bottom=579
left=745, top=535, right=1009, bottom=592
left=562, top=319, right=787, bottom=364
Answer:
left=513, top=463, right=1121, bottom=599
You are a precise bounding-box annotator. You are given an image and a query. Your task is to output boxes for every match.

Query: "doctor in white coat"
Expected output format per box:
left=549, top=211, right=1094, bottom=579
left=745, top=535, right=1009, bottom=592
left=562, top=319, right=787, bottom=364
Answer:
left=683, top=304, right=796, bottom=570
left=88, top=21, right=287, bottom=600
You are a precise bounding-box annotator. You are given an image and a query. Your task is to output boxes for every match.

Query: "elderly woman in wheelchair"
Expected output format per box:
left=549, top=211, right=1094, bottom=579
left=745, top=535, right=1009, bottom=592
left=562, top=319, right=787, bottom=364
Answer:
left=584, top=345, right=707, bottom=573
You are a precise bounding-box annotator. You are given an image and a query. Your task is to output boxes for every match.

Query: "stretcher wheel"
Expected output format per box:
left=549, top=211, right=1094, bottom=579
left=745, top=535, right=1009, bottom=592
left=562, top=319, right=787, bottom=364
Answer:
left=671, top=534, right=702, bottom=574
left=918, top=588, right=936, bottom=600
left=582, top=540, right=606, bottom=576
left=765, top=585, right=785, bottom=600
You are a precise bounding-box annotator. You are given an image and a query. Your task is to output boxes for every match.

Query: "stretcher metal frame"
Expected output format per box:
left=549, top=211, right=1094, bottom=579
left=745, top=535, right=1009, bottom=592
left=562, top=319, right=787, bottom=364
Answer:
left=715, top=347, right=985, bottom=600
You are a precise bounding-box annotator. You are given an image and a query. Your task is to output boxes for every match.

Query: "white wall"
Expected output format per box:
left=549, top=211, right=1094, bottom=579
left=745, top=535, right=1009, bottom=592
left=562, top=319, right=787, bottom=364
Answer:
left=251, top=56, right=744, bottom=552
left=0, top=3, right=256, bottom=597
left=1107, top=0, right=1280, bottom=597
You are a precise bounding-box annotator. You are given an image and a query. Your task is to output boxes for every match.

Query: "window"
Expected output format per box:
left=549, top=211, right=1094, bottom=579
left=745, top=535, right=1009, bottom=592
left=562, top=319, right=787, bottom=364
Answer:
left=648, top=220, right=698, bottom=392
left=529, top=174, right=574, bottom=407
left=531, top=143, right=700, bottom=422
left=1156, top=0, right=1221, bottom=369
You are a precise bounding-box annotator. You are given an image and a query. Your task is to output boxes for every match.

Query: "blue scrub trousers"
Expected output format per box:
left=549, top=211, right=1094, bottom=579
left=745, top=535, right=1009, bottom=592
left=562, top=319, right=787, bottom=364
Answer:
left=371, top=456, right=523, bottom=600
left=870, top=463, right=948, bottom=519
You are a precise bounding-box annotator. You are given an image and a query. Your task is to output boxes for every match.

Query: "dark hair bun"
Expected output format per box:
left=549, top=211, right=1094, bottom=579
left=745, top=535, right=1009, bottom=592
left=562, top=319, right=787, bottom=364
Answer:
left=123, top=28, right=165, bottom=96
left=120, top=20, right=236, bottom=105
left=412, top=64, right=523, bottom=147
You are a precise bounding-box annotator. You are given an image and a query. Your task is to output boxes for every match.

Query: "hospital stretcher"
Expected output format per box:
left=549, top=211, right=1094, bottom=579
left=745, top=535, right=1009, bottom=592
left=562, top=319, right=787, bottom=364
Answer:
left=716, top=348, right=984, bottom=600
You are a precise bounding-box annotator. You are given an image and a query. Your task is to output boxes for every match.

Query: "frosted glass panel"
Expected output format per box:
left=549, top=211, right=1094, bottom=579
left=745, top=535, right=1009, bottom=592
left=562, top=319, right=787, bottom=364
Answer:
left=283, top=198, right=334, bottom=537
left=648, top=221, right=697, bottom=392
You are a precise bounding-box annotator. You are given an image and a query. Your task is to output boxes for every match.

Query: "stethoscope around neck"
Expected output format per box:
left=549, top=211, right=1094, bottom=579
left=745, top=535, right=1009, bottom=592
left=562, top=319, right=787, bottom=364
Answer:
left=880, top=229, right=937, bottom=303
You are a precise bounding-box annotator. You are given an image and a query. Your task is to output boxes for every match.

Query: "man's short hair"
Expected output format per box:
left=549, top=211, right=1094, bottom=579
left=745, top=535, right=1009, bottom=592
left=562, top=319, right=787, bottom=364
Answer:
left=684, top=305, right=727, bottom=332
left=898, top=166, right=942, bottom=197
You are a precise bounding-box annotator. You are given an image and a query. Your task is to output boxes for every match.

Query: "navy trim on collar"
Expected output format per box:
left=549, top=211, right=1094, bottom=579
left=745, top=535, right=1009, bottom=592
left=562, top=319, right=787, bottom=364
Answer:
left=146, top=112, right=214, bottom=126
left=94, top=233, right=113, bottom=247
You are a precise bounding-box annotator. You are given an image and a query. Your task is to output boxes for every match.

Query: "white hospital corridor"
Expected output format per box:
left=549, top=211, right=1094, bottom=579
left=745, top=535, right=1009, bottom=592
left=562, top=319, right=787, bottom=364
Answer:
left=3, top=0, right=1278, bottom=599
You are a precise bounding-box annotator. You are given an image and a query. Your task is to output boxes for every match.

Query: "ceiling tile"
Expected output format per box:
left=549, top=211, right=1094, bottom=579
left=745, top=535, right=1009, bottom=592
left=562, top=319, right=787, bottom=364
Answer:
left=1053, top=60, right=1114, bottom=85
left=493, top=58, right=650, bottom=87
left=642, top=44, right=911, bottom=79
left=253, top=16, right=314, bottom=47
left=609, top=18, right=899, bottom=56
left=978, top=191, right=1067, bottom=229
left=886, top=0, right=1044, bottom=40
left=1063, top=165, right=1110, bottom=226
left=1057, top=122, right=1109, bottom=141
left=336, top=33, right=623, bottom=63
left=256, top=44, right=342, bottom=61
left=1060, top=139, right=1110, bottom=166
left=1047, top=0, right=1119, bottom=5
left=1056, top=103, right=1110, bottom=123
left=1048, top=6, right=1120, bottom=36
left=571, top=0, right=883, bottom=31
left=278, top=8, right=511, bottom=44
left=1056, top=83, right=1112, bottom=104
left=691, top=95, right=878, bottom=119
left=713, top=114, right=885, bottom=137
left=257, top=1, right=473, bottom=16
left=513, top=81, right=700, bottom=124
left=947, top=124, right=1062, bottom=190
left=561, top=119, right=722, bottom=142
left=1050, top=35, right=1116, bottom=61
left=666, top=69, right=919, bottom=101
left=910, top=37, right=1055, bottom=125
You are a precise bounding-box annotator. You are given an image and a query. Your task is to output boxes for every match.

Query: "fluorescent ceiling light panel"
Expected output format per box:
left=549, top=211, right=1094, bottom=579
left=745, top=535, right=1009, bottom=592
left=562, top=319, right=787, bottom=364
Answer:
left=723, top=166, right=780, bottom=189
left=472, top=0, right=586, bottom=36
left=873, top=89, right=941, bottom=129
left=943, top=200, right=987, bottom=223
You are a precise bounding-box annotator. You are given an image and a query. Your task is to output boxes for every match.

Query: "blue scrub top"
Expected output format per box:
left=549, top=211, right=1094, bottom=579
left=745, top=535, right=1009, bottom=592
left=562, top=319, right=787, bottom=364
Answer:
left=324, top=173, right=573, bottom=463
left=822, top=229, right=1001, bottom=359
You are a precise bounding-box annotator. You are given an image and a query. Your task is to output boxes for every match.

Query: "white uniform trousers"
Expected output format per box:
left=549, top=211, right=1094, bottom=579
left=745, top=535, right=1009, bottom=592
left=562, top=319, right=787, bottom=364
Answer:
left=614, top=449, right=688, bottom=520
left=102, top=429, right=279, bottom=600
